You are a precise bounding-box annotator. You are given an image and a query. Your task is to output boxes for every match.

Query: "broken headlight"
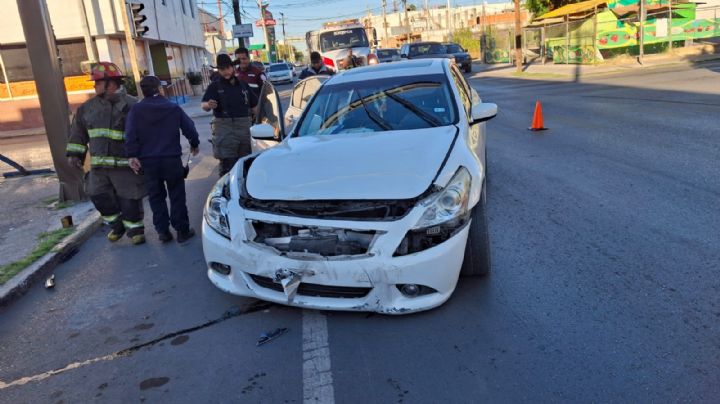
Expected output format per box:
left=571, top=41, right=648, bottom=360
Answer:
left=413, top=167, right=471, bottom=229
left=204, top=174, right=231, bottom=239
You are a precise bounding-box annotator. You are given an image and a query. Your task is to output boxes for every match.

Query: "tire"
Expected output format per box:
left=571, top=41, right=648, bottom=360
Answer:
left=460, top=183, right=491, bottom=277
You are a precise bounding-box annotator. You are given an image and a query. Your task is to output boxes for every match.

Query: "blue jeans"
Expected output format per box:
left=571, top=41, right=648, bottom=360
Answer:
left=140, top=156, right=189, bottom=234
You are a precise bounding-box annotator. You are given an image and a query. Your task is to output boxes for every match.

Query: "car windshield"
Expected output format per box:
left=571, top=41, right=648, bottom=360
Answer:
left=295, top=74, right=456, bottom=137
left=268, top=64, right=289, bottom=72
left=320, top=28, right=369, bottom=52
left=446, top=44, right=463, bottom=53
left=377, top=49, right=398, bottom=58
left=409, top=44, right=446, bottom=56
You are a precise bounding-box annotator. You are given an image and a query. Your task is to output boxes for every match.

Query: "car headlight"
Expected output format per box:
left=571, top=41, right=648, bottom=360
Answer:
left=413, top=167, right=471, bottom=229
left=204, top=174, right=231, bottom=239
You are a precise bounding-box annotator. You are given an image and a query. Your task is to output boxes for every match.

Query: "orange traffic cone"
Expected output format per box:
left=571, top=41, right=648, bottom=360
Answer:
left=528, top=100, right=548, bottom=131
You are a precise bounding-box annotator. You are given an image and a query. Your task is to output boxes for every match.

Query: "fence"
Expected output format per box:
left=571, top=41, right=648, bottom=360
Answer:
left=163, top=76, right=188, bottom=105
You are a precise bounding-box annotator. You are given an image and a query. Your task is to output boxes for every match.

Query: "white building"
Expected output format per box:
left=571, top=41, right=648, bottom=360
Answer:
left=0, top=0, right=206, bottom=96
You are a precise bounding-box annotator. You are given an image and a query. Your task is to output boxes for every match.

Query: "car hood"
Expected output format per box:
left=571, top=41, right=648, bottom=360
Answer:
left=245, top=126, right=457, bottom=201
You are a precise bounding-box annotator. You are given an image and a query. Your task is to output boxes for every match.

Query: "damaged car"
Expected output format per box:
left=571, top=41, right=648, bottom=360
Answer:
left=202, top=59, right=497, bottom=314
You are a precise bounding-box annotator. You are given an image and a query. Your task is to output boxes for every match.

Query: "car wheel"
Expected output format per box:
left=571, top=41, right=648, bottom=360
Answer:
left=460, top=183, right=491, bottom=277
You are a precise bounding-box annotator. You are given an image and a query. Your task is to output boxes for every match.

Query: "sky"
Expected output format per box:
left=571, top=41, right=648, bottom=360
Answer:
left=197, top=0, right=509, bottom=51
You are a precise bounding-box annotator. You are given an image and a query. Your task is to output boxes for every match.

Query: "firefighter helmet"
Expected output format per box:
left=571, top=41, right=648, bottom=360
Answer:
left=89, top=62, right=125, bottom=81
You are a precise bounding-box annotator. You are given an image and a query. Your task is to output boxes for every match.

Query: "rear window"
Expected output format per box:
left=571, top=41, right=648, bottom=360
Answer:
left=409, top=44, right=446, bottom=56
left=268, top=64, right=289, bottom=72
left=377, top=49, right=398, bottom=58
left=446, top=44, right=463, bottom=53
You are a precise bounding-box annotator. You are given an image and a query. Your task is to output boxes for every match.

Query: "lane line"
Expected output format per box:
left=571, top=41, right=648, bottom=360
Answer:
left=302, top=310, right=335, bottom=404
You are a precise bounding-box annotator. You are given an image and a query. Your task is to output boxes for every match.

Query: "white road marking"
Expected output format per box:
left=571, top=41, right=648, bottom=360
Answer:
left=302, top=310, right=335, bottom=404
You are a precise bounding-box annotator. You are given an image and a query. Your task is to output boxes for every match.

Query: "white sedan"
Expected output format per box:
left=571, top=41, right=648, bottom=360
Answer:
left=202, top=59, right=497, bottom=314
left=266, top=62, right=295, bottom=85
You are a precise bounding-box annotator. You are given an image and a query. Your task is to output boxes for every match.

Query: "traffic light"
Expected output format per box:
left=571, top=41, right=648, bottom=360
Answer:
left=130, top=2, right=149, bottom=37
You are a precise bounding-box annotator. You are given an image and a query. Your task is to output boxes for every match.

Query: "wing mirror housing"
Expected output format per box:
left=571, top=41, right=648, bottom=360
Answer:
left=470, top=103, right=497, bottom=125
left=250, top=123, right=277, bottom=140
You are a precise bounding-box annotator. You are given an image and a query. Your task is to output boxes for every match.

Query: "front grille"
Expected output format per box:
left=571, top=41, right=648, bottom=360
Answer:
left=249, top=274, right=371, bottom=298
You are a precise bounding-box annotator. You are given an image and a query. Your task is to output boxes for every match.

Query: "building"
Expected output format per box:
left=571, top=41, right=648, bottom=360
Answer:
left=199, top=7, right=228, bottom=62
left=0, top=0, right=206, bottom=99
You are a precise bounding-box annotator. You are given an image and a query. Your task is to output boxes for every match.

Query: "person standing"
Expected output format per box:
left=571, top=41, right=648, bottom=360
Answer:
left=299, top=51, right=336, bottom=79
left=124, top=76, right=200, bottom=244
left=234, top=47, right=266, bottom=98
left=202, top=54, right=258, bottom=176
left=66, top=62, right=146, bottom=245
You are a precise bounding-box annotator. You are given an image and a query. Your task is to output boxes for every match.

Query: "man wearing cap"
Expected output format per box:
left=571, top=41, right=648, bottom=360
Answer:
left=234, top=47, right=266, bottom=99
left=125, top=76, right=200, bottom=244
left=202, top=54, right=258, bottom=176
left=66, top=62, right=146, bottom=245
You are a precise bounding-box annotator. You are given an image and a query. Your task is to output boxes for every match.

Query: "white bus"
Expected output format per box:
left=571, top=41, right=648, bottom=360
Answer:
left=305, top=19, right=378, bottom=71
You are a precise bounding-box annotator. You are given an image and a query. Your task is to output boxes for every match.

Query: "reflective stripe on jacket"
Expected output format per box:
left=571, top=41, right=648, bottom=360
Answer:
left=66, top=93, right=137, bottom=168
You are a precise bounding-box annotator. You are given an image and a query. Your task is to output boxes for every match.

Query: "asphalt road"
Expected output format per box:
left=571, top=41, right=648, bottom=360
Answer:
left=1, top=64, right=719, bottom=402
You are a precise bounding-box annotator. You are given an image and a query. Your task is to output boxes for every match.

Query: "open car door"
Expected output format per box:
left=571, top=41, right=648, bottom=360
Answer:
left=251, top=82, right=286, bottom=153
left=284, top=75, right=329, bottom=132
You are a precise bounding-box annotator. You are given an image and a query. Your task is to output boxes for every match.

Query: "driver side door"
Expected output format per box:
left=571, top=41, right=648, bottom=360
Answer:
left=284, top=75, right=329, bottom=132
left=251, top=82, right=286, bottom=153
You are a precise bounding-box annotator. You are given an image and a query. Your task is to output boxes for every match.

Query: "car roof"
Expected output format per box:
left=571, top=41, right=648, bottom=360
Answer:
left=328, top=59, right=448, bottom=85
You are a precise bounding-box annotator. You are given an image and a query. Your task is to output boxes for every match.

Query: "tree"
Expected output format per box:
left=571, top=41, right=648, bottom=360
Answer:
left=526, top=0, right=583, bottom=17
left=407, top=4, right=417, bottom=11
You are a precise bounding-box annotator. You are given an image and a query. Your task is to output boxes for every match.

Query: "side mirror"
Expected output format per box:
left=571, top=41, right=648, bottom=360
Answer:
left=250, top=123, right=277, bottom=140
left=470, top=103, right=497, bottom=125
left=400, top=54, right=408, bottom=58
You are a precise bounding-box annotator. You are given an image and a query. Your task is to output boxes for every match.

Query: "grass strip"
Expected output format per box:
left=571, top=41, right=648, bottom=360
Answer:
left=0, top=227, right=75, bottom=285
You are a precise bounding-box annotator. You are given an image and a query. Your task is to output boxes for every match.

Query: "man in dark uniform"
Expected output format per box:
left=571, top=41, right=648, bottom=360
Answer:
left=299, top=51, right=336, bottom=80
left=202, top=54, right=258, bottom=176
left=234, top=47, right=266, bottom=98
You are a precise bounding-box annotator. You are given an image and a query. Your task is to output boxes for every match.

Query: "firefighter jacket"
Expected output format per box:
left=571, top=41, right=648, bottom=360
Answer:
left=66, top=93, right=138, bottom=168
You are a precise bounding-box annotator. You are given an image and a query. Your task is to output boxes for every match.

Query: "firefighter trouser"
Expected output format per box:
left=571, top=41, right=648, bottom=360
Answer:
left=86, top=167, right=146, bottom=237
left=211, top=116, right=252, bottom=176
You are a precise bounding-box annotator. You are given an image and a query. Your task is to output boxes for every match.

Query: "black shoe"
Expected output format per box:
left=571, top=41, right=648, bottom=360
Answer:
left=176, top=228, right=196, bottom=244
left=158, top=231, right=174, bottom=243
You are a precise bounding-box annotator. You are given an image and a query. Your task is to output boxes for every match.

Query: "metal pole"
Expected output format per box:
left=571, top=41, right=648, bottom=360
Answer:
left=515, top=0, right=522, bottom=72
left=593, top=6, right=598, bottom=63
left=639, top=0, right=645, bottom=64
left=258, top=0, right=271, bottom=62
left=16, top=0, right=85, bottom=201
left=116, top=0, right=142, bottom=97
left=77, top=0, right=98, bottom=62
left=668, top=0, right=673, bottom=52
left=0, top=51, right=13, bottom=99
left=446, top=0, right=452, bottom=40
left=541, top=26, right=546, bottom=64
left=565, top=15, right=570, bottom=65
left=233, top=0, right=244, bottom=47
left=383, top=0, right=389, bottom=43
left=281, top=12, right=287, bottom=60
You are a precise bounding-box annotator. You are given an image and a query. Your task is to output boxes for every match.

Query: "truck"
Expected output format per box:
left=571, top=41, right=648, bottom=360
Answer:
left=305, top=19, right=378, bottom=71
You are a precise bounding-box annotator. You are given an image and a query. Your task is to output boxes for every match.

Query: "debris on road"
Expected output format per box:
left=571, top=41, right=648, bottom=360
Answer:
left=44, top=274, right=55, bottom=289
left=256, top=327, right=288, bottom=346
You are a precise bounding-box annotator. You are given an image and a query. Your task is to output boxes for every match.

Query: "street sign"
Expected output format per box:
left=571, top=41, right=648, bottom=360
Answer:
left=233, top=24, right=254, bottom=38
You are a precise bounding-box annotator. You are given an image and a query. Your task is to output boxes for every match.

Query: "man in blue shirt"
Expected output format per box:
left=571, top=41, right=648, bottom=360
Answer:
left=125, top=76, right=200, bottom=244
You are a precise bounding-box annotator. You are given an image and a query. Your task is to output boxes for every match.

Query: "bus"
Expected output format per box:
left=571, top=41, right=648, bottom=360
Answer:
left=305, top=19, right=378, bottom=71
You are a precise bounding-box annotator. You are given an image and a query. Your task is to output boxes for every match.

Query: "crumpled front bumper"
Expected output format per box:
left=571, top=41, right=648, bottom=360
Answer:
left=202, top=204, right=470, bottom=314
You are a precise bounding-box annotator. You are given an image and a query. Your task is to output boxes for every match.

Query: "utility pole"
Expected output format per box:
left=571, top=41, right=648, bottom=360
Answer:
left=424, top=0, right=429, bottom=31
left=402, top=0, right=409, bottom=44
left=514, top=0, right=522, bottom=72
left=446, top=0, right=452, bottom=40
left=116, top=0, right=142, bottom=96
left=667, top=0, right=673, bottom=52
left=280, top=12, right=287, bottom=61
left=233, top=0, right=244, bottom=47
left=639, top=0, right=645, bottom=64
left=17, top=0, right=85, bottom=201
left=77, top=0, right=98, bottom=62
left=382, top=0, right=389, bottom=44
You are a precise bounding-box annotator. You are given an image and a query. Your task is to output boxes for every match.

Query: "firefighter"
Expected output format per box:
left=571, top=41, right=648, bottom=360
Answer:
left=66, top=62, right=146, bottom=245
left=201, top=54, right=258, bottom=176
left=234, top=47, right=266, bottom=98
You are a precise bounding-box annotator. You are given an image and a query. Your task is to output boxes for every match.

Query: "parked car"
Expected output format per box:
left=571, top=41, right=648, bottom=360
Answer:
left=443, top=43, right=472, bottom=73
left=202, top=59, right=497, bottom=314
left=266, top=62, right=295, bottom=84
left=375, top=48, right=401, bottom=63
left=250, top=61, right=266, bottom=72
left=399, top=42, right=454, bottom=62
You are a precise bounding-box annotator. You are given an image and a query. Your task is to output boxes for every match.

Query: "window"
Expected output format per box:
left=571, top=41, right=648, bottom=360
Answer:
left=446, top=44, right=463, bottom=53
left=0, top=40, right=88, bottom=83
left=268, top=64, right=289, bottom=72
left=296, top=74, right=457, bottom=137
left=319, top=28, right=369, bottom=52
left=291, top=82, right=305, bottom=108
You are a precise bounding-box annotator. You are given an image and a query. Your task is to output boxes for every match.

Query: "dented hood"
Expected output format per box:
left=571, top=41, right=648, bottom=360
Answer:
left=245, top=126, right=457, bottom=201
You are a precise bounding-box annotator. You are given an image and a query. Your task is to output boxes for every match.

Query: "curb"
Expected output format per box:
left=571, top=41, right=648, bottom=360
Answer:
left=0, top=211, right=102, bottom=306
